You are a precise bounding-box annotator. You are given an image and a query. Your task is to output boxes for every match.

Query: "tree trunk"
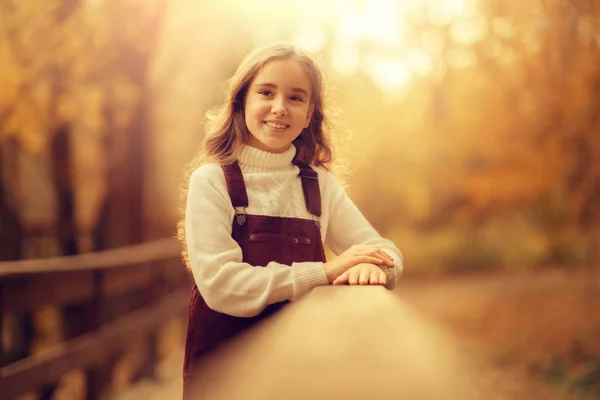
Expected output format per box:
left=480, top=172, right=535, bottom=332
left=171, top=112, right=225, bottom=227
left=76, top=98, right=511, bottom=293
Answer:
left=98, top=0, right=167, bottom=248
left=0, top=138, right=23, bottom=261
left=50, top=125, right=78, bottom=256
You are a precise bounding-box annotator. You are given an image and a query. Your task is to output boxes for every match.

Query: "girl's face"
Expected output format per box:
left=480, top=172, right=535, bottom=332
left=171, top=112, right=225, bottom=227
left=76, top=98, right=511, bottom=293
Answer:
left=243, top=59, right=315, bottom=154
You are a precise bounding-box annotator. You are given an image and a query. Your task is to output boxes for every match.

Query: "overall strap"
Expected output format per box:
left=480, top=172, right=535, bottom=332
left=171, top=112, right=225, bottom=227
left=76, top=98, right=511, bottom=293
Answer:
left=221, top=162, right=248, bottom=208
left=293, top=160, right=322, bottom=217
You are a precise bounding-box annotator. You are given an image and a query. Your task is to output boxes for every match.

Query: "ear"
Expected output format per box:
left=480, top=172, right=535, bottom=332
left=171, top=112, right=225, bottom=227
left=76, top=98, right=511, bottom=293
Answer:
left=304, top=103, right=315, bottom=128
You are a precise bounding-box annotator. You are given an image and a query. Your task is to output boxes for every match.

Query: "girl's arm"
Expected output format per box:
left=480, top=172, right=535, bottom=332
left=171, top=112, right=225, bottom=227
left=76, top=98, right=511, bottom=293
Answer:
left=323, top=171, right=404, bottom=290
left=185, top=165, right=329, bottom=318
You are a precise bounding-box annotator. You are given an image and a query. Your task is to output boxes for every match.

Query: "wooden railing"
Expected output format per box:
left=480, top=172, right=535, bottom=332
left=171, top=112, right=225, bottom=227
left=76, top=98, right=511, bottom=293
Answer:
left=0, top=238, right=191, bottom=400
left=188, top=286, right=476, bottom=399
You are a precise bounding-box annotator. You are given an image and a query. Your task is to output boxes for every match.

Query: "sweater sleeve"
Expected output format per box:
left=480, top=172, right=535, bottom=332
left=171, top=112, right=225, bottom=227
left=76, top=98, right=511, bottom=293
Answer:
left=323, top=171, right=404, bottom=290
left=185, top=165, right=328, bottom=318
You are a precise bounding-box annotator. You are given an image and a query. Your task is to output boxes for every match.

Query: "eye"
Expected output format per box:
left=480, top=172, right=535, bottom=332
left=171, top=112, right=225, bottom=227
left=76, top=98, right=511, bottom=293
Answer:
left=258, top=89, right=272, bottom=96
left=290, top=95, right=304, bottom=102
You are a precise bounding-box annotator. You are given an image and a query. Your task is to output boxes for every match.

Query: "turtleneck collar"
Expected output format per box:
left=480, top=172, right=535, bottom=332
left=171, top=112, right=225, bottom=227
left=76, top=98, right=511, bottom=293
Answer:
left=238, top=143, right=297, bottom=170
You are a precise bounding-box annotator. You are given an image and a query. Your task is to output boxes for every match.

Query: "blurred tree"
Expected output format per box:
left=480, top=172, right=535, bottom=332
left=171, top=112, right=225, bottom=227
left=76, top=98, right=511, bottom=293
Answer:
left=0, top=0, right=167, bottom=254
left=1, top=0, right=87, bottom=257
left=329, top=0, right=599, bottom=267
left=0, top=139, right=23, bottom=261
left=428, top=0, right=600, bottom=263
left=96, top=0, right=167, bottom=248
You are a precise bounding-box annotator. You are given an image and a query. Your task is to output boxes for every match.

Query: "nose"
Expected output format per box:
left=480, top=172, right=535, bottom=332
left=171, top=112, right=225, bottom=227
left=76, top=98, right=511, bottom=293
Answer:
left=271, top=97, right=287, bottom=116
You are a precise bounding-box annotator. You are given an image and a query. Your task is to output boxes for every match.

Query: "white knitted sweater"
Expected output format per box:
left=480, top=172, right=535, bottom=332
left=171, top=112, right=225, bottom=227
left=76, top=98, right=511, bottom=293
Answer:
left=185, top=144, right=404, bottom=317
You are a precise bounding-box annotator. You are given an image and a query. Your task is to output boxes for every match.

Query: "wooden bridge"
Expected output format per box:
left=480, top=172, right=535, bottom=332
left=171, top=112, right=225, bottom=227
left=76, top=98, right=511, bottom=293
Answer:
left=0, top=239, right=189, bottom=400
left=1, top=239, right=486, bottom=400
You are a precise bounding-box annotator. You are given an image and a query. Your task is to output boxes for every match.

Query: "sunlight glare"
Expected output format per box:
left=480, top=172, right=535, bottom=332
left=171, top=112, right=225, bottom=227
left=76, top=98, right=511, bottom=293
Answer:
left=322, top=0, right=479, bottom=95
left=336, top=0, right=406, bottom=45
left=365, top=57, right=412, bottom=95
left=338, top=10, right=364, bottom=42
left=330, top=45, right=360, bottom=76
left=292, top=27, right=327, bottom=53
left=450, top=12, right=488, bottom=45
left=428, top=0, right=477, bottom=26
left=240, top=0, right=484, bottom=98
left=362, top=1, right=405, bottom=45
left=407, top=49, right=433, bottom=76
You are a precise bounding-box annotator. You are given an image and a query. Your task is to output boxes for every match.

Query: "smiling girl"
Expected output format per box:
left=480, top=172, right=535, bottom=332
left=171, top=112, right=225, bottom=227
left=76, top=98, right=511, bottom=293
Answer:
left=178, top=43, right=404, bottom=399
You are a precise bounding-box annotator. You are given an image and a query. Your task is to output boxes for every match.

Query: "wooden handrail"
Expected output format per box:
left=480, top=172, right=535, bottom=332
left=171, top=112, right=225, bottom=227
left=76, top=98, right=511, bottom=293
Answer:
left=0, top=238, right=181, bottom=278
left=0, top=237, right=191, bottom=399
left=189, top=286, right=475, bottom=399
left=0, top=288, right=190, bottom=400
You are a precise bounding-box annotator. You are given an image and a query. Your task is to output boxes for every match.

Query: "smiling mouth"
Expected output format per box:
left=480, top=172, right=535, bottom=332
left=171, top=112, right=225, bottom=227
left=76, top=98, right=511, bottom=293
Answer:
left=264, top=121, right=289, bottom=129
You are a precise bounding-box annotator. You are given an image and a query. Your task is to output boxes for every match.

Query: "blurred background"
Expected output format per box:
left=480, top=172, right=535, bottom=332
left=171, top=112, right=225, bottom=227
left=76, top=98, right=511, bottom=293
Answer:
left=1, top=0, right=600, bottom=398
left=2, top=0, right=599, bottom=270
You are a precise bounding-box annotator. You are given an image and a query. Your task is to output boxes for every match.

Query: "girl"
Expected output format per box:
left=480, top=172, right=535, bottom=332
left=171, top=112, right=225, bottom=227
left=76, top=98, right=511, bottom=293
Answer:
left=178, top=43, right=404, bottom=398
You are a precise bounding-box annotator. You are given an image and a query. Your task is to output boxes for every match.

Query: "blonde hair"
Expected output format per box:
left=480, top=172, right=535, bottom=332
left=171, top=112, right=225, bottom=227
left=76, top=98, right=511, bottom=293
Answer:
left=177, top=43, right=341, bottom=268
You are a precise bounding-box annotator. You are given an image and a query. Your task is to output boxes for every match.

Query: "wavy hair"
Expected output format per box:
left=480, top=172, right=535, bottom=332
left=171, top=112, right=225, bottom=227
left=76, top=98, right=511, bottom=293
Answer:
left=177, top=43, right=341, bottom=269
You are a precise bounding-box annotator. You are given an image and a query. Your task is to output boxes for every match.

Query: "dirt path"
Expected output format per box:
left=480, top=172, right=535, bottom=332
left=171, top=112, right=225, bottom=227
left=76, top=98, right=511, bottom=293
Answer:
left=399, top=268, right=600, bottom=399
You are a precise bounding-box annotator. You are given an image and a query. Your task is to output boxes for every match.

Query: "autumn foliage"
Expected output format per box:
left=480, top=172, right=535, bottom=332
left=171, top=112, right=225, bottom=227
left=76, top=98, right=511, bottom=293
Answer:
left=1, top=1, right=599, bottom=265
left=1, top=2, right=600, bottom=398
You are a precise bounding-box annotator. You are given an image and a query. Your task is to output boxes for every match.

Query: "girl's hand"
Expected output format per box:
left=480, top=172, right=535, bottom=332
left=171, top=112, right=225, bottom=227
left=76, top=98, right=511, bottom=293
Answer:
left=323, top=245, right=394, bottom=284
left=332, top=263, right=387, bottom=286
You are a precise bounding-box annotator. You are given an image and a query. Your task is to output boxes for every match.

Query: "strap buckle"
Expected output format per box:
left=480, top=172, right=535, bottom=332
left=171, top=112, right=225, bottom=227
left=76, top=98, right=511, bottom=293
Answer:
left=312, top=215, right=321, bottom=231
left=235, top=207, right=247, bottom=225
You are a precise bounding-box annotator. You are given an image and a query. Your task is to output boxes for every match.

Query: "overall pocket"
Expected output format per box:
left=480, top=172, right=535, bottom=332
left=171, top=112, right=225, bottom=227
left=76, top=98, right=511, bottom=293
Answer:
left=244, top=233, right=314, bottom=265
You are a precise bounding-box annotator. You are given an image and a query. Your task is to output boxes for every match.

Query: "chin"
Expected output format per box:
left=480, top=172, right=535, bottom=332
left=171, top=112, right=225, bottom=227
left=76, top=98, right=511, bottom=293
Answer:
left=257, top=138, right=292, bottom=152
left=246, top=130, right=297, bottom=153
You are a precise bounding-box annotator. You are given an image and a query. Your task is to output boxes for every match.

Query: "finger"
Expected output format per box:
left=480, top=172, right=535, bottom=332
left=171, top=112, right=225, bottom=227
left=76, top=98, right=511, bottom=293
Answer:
left=369, top=271, right=379, bottom=285
left=357, top=249, right=394, bottom=268
left=349, top=269, right=359, bottom=285
left=333, top=271, right=349, bottom=285
left=359, top=268, right=370, bottom=285
left=379, top=271, right=387, bottom=285
left=377, top=249, right=394, bottom=263
left=352, top=245, right=381, bottom=252
left=376, top=250, right=395, bottom=267
left=354, top=246, right=386, bottom=257
left=359, top=255, right=394, bottom=268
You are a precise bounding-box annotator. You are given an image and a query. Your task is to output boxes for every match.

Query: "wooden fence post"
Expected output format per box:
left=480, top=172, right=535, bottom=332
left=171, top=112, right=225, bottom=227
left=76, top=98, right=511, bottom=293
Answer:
left=0, top=281, right=3, bottom=365
left=85, top=270, right=112, bottom=400
left=0, top=239, right=185, bottom=399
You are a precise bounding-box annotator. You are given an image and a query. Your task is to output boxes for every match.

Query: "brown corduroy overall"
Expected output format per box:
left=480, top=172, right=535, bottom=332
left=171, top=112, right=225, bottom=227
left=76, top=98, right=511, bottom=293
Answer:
left=182, top=160, right=326, bottom=399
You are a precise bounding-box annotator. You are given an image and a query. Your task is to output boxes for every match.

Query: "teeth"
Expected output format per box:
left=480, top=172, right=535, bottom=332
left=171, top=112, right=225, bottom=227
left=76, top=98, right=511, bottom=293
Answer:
left=265, top=121, right=287, bottom=129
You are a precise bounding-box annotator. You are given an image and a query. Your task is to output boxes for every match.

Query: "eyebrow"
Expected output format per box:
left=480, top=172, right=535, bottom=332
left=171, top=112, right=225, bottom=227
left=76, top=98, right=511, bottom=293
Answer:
left=253, top=82, right=310, bottom=98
